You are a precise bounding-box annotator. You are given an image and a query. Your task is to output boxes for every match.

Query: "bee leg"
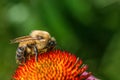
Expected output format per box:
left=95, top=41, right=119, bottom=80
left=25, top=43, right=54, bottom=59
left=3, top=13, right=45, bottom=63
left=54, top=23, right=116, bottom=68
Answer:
left=33, top=45, right=38, bottom=62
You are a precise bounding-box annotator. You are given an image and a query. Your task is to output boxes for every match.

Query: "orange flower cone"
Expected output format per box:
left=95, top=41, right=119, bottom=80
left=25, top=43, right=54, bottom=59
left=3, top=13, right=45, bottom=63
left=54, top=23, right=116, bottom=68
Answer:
left=13, top=50, right=91, bottom=80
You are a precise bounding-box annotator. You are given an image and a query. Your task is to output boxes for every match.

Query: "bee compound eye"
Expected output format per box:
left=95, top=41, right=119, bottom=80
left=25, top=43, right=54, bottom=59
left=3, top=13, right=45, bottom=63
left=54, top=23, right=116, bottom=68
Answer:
left=48, top=41, right=56, bottom=47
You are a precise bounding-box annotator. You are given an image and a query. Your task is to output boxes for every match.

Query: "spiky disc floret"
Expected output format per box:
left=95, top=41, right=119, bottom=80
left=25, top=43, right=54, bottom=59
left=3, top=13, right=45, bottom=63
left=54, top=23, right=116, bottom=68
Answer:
left=13, top=50, right=91, bottom=80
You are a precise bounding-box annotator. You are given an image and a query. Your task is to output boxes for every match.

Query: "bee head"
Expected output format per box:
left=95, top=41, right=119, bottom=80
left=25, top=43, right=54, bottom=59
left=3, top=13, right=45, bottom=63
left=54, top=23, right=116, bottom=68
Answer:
left=47, top=37, right=56, bottom=47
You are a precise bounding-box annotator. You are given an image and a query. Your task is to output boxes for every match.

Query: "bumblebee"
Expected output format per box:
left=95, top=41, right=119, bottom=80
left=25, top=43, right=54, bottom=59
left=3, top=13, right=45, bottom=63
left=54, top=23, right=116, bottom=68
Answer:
left=11, top=30, right=56, bottom=64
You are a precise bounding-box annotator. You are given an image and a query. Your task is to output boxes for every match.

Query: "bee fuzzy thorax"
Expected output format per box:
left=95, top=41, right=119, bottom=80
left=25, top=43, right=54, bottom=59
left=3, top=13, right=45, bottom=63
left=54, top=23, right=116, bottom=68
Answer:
left=30, top=30, right=51, bottom=39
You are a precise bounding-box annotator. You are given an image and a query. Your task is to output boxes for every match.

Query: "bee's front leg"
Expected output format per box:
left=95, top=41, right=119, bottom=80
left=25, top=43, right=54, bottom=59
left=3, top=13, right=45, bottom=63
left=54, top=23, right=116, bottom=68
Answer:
left=16, top=47, right=26, bottom=64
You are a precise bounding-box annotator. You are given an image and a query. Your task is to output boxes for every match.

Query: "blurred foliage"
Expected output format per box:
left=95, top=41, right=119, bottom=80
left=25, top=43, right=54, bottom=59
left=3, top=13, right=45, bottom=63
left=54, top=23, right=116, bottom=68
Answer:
left=0, top=0, right=120, bottom=80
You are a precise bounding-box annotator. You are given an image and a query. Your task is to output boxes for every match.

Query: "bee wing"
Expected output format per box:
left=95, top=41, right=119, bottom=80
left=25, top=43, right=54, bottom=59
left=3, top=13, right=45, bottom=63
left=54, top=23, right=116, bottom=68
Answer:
left=10, top=36, right=36, bottom=43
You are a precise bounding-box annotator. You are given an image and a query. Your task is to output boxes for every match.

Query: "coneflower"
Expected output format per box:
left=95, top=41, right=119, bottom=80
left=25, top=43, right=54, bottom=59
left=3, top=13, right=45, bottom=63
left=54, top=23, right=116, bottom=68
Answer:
left=13, top=50, right=97, bottom=80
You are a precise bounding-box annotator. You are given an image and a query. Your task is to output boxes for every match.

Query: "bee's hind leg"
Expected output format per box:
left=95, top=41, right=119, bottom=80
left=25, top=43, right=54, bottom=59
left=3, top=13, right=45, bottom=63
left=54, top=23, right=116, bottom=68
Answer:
left=33, top=45, right=38, bottom=62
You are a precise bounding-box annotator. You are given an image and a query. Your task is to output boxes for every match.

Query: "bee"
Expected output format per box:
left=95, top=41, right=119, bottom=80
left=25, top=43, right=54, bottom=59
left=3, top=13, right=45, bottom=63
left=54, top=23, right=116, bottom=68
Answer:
left=11, top=30, right=56, bottom=64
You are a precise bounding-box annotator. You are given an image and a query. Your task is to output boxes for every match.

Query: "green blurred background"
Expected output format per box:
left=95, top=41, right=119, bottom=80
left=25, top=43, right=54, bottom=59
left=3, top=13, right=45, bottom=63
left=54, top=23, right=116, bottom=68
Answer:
left=0, top=0, right=120, bottom=80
